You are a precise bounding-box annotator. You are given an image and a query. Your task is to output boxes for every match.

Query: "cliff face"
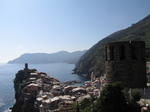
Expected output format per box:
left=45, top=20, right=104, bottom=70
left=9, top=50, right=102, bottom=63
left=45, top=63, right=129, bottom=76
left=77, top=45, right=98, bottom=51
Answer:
left=12, top=68, right=38, bottom=112
left=74, top=15, right=150, bottom=78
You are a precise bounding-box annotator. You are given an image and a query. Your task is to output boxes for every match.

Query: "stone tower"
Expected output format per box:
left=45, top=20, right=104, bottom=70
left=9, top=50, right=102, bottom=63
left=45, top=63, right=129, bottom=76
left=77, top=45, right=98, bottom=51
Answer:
left=24, top=63, right=29, bottom=70
left=105, top=41, right=147, bottom=88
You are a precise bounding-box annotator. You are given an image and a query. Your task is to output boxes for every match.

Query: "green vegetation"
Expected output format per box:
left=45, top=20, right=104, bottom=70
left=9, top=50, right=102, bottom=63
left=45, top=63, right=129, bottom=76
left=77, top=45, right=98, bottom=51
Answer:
left=94, top=82, right=127, bottom=112
left=12, top=69, right=38, bottom=112
left=77, top=82, right=141, bottom=112
left=13, top=69, right=36, bottom=100
left=74, top=15, right=150, bottom=77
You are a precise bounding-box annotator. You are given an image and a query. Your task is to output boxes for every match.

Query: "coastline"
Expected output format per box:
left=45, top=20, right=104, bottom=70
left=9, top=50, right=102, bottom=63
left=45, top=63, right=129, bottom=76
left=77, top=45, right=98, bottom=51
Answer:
left=0, top=63, right=88, bottom=112
left=11, top=64, right=101, bottom=112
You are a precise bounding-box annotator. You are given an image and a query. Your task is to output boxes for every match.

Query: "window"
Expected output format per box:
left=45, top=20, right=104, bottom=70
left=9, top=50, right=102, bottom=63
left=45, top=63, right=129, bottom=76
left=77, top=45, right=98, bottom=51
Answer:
left=120, top=45, right=125, bottom=60
left=110, top=46, right=114, bottom=61
left=105, top=47, right=107, bottom=61
left=131, top=46, right=137, bottom=60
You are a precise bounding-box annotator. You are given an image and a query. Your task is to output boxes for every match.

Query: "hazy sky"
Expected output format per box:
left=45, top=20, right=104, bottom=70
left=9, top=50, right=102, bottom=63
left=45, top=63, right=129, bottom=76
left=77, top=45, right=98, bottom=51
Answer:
left=0, top=0, right=150, bottom=63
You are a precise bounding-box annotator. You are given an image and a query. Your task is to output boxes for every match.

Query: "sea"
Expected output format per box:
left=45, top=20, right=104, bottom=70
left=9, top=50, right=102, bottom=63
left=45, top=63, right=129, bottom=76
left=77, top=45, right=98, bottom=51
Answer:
left=0, top=63, right=88, bottom=112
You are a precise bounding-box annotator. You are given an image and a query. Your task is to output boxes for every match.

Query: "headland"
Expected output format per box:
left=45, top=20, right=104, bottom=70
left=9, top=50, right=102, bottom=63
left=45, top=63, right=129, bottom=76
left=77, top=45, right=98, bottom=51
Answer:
left=11, top=63, right=102, bottom=112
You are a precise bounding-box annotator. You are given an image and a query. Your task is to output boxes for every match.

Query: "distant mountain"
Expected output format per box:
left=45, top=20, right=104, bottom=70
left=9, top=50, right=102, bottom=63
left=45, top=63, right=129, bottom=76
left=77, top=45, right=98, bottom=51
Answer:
left=73, top=15, right=150, bottom=78
left=8, top=50, right=87, bottom=64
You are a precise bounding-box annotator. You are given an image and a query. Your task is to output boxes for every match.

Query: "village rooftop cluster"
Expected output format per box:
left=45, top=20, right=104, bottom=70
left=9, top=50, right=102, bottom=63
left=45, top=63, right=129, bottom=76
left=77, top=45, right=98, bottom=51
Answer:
left=21, top=64, right=105, bottom=112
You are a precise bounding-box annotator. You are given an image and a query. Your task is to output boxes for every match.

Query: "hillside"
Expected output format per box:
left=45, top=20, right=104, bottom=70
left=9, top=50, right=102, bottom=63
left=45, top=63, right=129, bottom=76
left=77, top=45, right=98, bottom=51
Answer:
left=8, top=50, right=87, bottom=64
left=74, top=15, right=150, bottom=78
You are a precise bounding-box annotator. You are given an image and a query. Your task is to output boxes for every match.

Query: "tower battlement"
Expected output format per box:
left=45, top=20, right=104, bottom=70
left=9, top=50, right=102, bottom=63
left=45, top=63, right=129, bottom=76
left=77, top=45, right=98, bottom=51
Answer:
left=105, top=41, right=147, bottom=88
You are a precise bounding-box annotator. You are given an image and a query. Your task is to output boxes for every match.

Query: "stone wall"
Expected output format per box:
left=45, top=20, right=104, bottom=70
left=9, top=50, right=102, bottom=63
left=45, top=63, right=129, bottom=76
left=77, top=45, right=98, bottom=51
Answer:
left=105, top=41, right=147, bottom=88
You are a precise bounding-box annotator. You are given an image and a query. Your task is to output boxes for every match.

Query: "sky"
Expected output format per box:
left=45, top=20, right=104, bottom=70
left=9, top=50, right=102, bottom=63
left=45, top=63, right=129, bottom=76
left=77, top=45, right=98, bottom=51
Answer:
left=0, top=0, right=150, bottom=63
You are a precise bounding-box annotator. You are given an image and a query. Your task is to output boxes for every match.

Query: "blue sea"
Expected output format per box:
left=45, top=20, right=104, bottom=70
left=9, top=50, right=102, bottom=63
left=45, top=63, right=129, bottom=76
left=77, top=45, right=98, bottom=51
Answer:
left=0, top=63, right=88, bottom=112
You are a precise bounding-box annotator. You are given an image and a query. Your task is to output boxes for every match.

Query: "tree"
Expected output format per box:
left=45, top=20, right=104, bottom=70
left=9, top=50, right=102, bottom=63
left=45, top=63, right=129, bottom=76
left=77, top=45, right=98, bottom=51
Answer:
left=94, top=82, right=127, bottom=112
left=124, top=89, right=141, bottom=112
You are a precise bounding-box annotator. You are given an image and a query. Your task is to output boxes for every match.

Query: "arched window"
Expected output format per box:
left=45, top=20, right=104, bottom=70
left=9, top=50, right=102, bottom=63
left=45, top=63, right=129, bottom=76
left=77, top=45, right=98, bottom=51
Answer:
left=105, top=47, right=108, bottom=61
left=110, top=46, right=114, bottom=61
left=120, top=45, right=125, bottom=60
left=131, top=46, right=137, bottom=60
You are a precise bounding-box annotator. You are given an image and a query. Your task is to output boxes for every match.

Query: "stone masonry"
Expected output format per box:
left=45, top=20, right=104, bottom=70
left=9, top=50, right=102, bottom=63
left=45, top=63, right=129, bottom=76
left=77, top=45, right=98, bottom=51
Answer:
left=105, top=41, right=147, bottom=88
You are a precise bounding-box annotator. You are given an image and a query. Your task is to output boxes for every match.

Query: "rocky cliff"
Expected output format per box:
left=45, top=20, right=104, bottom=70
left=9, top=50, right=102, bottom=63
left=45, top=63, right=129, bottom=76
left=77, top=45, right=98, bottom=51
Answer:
left=12, top=66, right=38, bottom=112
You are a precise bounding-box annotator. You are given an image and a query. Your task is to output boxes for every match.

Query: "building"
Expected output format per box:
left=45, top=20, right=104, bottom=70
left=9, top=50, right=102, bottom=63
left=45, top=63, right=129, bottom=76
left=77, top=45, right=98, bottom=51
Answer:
left=24, top=63, right=29, bottom=70
left=91, top=72, right=96, bottom=82
left=146, top=62, right=150, bottom=75
left=105, top=41, right=147, bottom=88
left=27, top=83, right=39, bottom=92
